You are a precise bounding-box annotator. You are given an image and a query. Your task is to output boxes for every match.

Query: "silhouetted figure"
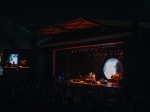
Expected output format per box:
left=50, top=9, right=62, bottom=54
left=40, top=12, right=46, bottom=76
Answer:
left=130, top=98, right=145, bottom=112
left=106, top=103, right=115, bottom=112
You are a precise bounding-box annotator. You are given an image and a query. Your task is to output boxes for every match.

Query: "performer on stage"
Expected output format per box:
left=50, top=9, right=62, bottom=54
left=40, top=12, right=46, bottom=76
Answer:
left=115, top=72, right=119, bottom=83
left=89, top=72, right=92, bottom=80
left=93, top=73, right=96, bottom=81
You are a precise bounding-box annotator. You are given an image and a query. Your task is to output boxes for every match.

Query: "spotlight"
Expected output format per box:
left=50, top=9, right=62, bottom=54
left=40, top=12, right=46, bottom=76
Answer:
left=71, top=50, right=74, bottom=53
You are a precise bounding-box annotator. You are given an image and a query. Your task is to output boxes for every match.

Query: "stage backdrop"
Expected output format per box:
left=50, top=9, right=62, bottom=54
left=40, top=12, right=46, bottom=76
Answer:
left=56, top=50, right=123, bottom=80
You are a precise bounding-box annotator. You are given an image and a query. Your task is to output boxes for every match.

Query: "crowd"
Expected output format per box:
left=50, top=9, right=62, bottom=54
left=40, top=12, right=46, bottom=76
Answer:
left=0, top=79, right=150, bottom=112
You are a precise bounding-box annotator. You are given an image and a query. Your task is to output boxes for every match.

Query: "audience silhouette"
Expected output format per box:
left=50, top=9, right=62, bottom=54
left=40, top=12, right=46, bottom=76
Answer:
left=0, top=79, right=149, bottom=112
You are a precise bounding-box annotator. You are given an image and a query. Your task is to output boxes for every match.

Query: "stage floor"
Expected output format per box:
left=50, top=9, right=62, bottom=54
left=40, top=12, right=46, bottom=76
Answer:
left=67, top=79, right=119, bottom=88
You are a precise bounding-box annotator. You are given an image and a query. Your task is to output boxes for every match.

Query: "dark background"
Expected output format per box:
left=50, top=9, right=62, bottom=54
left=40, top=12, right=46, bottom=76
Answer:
left=1, top=0, right=149, bottom=29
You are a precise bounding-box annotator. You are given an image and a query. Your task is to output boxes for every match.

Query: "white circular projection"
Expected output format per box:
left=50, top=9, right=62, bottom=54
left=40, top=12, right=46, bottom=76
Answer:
left=103, top=58, right=123, bottom=79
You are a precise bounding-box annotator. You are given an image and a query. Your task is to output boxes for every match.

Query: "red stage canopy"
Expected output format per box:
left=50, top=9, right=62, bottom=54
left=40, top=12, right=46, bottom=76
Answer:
left=33, top=18, right=100, bottom=36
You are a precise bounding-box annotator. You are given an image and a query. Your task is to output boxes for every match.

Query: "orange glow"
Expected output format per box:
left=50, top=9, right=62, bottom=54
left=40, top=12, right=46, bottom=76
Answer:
left=4, top=66, right=29, bottom=69
left=10, top=67, right=17, bottom=68
left=55, top=42, right=123, bottom=50
left=19, top=66, right=29, bottom=68
left=19, top=66, right=22, bottom=68
left=33, top=18, right=100, bottom=36
left=4, top=66, right=9, bottom=68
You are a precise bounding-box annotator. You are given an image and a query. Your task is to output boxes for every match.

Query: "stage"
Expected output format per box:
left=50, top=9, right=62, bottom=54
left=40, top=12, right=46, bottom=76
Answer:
left=67, top=79, right=120, bottom=88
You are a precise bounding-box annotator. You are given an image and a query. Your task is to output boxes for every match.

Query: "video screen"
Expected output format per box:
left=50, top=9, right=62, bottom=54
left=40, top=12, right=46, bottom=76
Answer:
left=103, top=58, right=123, bottom=79
left=9, top=54, right=18, bottom=65
left=3, top=49, right=32, bottom=69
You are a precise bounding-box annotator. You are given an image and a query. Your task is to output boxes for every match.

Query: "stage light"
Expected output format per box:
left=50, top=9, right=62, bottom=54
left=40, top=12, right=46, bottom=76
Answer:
left=71, top=50, right=74, bottom=53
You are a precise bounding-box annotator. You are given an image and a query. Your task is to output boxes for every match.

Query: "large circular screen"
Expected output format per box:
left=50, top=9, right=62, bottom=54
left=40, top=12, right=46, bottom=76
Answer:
left=103, top=58, right=123, bottom=79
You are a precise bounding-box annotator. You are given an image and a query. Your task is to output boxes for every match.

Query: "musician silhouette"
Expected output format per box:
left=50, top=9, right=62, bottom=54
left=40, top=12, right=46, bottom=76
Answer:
left=92, top=73, right=96, bottom=81
left=111, top=72, right=119, bottom=83
left=89, top=72, right=92, bottom=80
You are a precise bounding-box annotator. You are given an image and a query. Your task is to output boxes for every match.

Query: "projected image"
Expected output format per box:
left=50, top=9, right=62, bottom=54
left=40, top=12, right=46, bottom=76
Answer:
left=9, top=54, right=18, bottom=65
left=19, top=58, right=29, bottom=68
left=103, top=58, right=123, bottom=79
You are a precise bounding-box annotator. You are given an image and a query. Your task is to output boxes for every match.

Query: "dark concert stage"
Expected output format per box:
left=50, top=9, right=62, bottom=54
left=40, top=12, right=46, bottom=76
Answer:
left=1, top=18, right=150, bottom=88
left=56, top=43, right=124, bottom=87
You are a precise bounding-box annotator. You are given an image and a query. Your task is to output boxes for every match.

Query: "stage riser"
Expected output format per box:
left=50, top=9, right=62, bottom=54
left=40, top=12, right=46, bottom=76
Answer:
left=101, top=82, right=108, bottom=84
left=85, top=80, right=92, bottom=83
left=73, top=79, right=80, bottom=82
